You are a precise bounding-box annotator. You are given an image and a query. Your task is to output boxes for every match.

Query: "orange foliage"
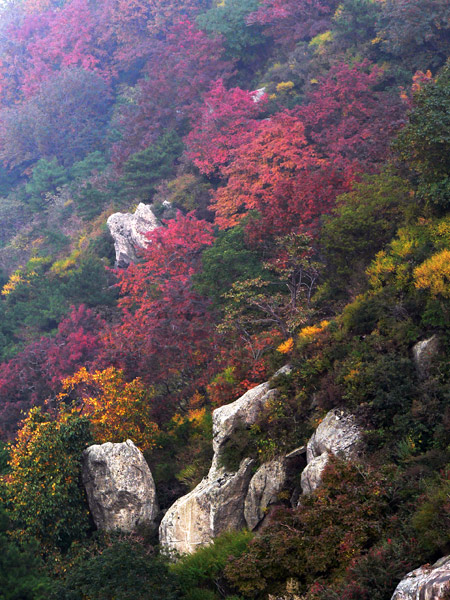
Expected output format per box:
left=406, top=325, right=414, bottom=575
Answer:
left=59, top=367, right=159, bottom=451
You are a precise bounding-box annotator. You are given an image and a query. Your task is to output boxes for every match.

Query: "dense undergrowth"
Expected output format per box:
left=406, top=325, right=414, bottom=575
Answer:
left=0, top=0, right=449, bottom=598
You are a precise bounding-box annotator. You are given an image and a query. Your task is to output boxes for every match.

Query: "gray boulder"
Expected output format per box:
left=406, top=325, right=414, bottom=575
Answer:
left=412, top=335, right=440, bottom=378
left=107, top=203, right=160, bottom=267
left=301, top=409, right=363, bottom=494
left=159, top=459, right=255, bottom=555
left=210, top=365, right=291, bottom=476
left=300, top=453, right=329, bottom=495
left=82, top=440, right=159, bottom=532
left=391, top=556, right=450, bottom=600
left=244, top=457, right=289, bottom=530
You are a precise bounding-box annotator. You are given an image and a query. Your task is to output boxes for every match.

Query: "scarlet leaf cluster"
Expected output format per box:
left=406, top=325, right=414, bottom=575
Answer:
left=185, top=79, right=267, bottom=176
left=211, top=111, right=341, bottom=236
left=113, top=20, right=233, bottom=165
left=102, top=213, right=216, bottom=414
left=0, top=305, right=104, bottom=438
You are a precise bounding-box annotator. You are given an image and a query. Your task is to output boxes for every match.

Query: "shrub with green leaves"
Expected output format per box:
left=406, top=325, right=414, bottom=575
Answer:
left=172, top=529, right=253, bottom=600
left=54, top=538, right=179, bottom=600
left=5, top=408, right=93, bottom=554
left=0, top=507, right=51, bottom=600
left=395, top=60, right=450, bottom=211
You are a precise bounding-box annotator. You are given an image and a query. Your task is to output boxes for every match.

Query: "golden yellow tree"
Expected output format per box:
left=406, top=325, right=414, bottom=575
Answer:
left=59, top=367, right=159, bottom=451
left=414, top=249, right=450, bottom=299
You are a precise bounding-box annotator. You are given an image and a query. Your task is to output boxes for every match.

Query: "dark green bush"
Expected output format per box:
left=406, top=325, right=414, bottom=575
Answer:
left=172, top=529, right=253, bottom=600
left=54, top=539, right=179, bottom=600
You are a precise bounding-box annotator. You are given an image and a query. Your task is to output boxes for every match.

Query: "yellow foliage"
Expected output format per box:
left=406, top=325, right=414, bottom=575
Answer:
left=414, top=249, right=450, bottom=299
left=1, top=271, right=24, bottom=296
left=367, top=228, right=418, bottom=291
left=277, top=337, right=294, bottom=354
left=334, top=3, right=344, bottom=18
left=50, top=251, right=81, bottom=275
left=187, top=407, right=207, bottom=424
left=309, top=30, right=333, bottom=53
left=298, top=320, right=329, bottom=340
left=59, top=367, right=159, bottom=451
left=276, top=81, right=295, bottom=93
left=427, top=215, right=450, bottom=250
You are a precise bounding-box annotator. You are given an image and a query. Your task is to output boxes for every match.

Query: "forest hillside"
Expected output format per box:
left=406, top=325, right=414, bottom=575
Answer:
left=0, top=0, right=449, bottom=599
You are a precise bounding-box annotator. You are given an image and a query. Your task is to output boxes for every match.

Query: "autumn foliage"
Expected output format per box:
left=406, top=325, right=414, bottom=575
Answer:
left=0, top=2, right=448, bottom=596
left=102, top=213, right=216, bottom=414
left=59, top=367, right=159, bottom=451
left=0, top=306, right=104, bottom=438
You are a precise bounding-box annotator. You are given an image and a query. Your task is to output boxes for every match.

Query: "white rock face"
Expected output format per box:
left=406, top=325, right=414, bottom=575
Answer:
left=300, top=452, right=329, bottom=495
left=391, top=556, right=450, bottom=600
left=159, top=459, right=255, bottom=555
left=160, top=366, right=292, bottom=554
left=301, top=409, right=363, bottom=495
left=82, top=440, right=159, bottom=532
left=210, top=365, right=291, bottom=476
left=412, top=335, right=440, bottom=377
left=107, top=203, right=160, bottom=267
left=244, top=457, right=289, bottom=530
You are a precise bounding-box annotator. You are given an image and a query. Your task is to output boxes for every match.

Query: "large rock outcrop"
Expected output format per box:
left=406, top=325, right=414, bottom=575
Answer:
left=301, top=409, right=363, bottom=494
left=82, top=439, right=159, bottom=532
left=107, top=203, right=160, bottom=267
left=391, top=556, right=450, bottom=600
left=160, top=366, right=293, bottom=554
left=159, top=458, right=255, bottom=555
left=210, top=365, right=291, bottom=475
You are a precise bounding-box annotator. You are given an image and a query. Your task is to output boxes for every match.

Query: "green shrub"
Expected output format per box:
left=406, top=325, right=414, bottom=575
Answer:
left=54, top=538, right=179, bottom=600
left=218, top=420, right=258, bottom=472
left=172, top=530, right=253, bottom=600
left=5, top=408, right=93, bottom=554
left=0, top=507, right=51, bottom=600
left=412, top=469, right=450, bottom=554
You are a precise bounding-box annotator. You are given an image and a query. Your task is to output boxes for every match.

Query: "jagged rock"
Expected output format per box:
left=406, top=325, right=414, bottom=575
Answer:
left=307, top=409, right=362, bottom=462
left=300, top=409, right=363, bottom=494
left=106, top=203, right=160, bottom=267
left=412, top=335, right=440, bottom=377
left=391, top=556, right=450, bottom=600
left=244, top=457, right=289, bottom=530
left=210, top=365, right=291, bottom=476
left=159, top=458, right=255, bottom=555
left=160, top=367, right=293, bottom=554
left=82, top=439, right=159, bottom=532
left=252, top=87, right=266, bottom=102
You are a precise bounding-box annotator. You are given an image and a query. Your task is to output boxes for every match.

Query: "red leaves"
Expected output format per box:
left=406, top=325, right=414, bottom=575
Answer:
left=102, top=213, right=216, bottom=402
left=299, top=62, right=405, bottom=171
left=113, top=20, right=233, bottom=166
left=6, top=0, right=106, bottom=99
left=0, top=305, right=104, bottom=438
left=247, top=0, right=338, bottom=49
left=209, top=62, right=404, bottom=242
left=185, top=79, right=267, bottom=176
left=211, top=110, right=341, bottom=236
